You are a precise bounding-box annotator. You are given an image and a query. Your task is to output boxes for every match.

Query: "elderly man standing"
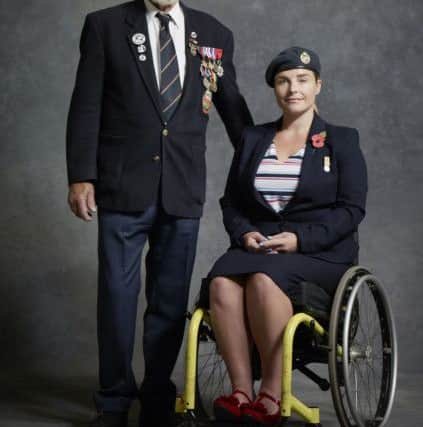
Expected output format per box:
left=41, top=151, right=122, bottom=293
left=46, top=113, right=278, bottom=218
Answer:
left=66, top=0, right=252, bottom=426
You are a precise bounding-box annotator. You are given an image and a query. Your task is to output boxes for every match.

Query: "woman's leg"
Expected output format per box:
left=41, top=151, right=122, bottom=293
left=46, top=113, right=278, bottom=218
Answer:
left=245, top=273, right=293, bottom=412
left=209, top=276, right=253, bottom=401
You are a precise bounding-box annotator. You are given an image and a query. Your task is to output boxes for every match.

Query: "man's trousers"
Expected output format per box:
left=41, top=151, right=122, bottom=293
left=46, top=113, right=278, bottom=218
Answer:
left=93, top=203, right=200, bottom=422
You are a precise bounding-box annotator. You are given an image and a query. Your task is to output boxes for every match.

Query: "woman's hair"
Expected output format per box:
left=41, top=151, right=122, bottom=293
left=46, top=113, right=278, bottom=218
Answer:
left=313, top=71, right=320, bottom=112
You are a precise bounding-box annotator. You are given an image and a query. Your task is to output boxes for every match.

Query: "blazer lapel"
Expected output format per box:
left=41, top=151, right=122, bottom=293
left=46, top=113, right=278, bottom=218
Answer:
left=247, top=119, right=281, bottom=213
left=283, top=112, right=328, bottom=213
left=169, top=3, right=200, bottom=120
left=125, top=1, right=163, bottom=120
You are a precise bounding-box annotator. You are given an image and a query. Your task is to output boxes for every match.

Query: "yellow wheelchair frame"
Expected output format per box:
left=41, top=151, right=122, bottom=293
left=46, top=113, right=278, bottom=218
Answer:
left=176, top=309, right=323, bottom=424
left=174, top=266, right=397, bottom=427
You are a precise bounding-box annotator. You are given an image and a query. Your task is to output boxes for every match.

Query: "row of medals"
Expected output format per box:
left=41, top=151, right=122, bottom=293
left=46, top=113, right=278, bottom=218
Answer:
left=190, top=36, right=224, bottom=114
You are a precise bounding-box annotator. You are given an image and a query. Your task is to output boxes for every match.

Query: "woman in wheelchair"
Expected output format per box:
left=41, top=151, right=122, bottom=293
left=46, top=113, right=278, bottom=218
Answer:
left=205, top=47, right=368, bottom=426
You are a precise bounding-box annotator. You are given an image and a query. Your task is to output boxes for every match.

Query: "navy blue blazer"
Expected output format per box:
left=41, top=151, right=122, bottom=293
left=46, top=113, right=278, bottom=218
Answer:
left=220, top=113, right=368, bottom=264
left=66, top=1, right=252, bottom=217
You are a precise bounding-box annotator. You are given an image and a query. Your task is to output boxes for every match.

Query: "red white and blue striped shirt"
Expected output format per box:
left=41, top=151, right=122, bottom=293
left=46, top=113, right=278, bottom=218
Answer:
left=254, top=142, right=305, bottom=213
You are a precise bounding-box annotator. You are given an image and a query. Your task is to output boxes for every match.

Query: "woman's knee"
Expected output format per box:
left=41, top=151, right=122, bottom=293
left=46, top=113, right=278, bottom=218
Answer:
left=246, top=273, right=276, bottom=295
left=246, top=273, right=293, bottom=309
left=209, top=276, right=242, bottom=309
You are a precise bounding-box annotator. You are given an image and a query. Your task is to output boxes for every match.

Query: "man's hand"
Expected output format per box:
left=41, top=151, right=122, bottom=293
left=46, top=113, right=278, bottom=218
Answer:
left=68, top=182, right=97, bottom=221
left=242, top=231, right=269, bottom=253
left=259, top=232, right=298, bottom=253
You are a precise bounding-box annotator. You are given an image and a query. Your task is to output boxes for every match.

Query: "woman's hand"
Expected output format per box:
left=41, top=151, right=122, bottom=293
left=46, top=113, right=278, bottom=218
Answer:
left=259, top=232, right=298, bottom=253
left=242, top=231, right=269, bottom=253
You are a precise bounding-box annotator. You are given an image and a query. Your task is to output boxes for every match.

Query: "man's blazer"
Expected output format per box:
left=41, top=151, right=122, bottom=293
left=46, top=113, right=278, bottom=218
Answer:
left=220, top=113, right=368, bottom=264
left=66, top=0, right=253, bottom=217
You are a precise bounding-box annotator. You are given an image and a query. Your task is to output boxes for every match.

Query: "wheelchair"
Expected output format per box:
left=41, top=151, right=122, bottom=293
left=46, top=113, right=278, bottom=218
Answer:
left=175, top=265, right=398, bottom=427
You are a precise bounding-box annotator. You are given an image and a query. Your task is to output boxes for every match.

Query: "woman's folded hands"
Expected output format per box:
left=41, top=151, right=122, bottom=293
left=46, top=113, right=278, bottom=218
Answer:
left=242, top=231, right=298, bottom=254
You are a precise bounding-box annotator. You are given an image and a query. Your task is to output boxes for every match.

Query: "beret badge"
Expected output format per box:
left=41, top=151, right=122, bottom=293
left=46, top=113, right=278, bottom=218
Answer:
left=300, top=51, right=311, bottom=64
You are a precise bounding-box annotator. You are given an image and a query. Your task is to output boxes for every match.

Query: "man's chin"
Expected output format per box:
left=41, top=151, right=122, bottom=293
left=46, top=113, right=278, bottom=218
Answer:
left=150, top=0, right=178, bottom=8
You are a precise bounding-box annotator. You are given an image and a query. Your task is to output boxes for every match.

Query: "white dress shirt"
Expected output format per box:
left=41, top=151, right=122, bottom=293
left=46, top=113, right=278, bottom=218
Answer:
left=144, top=0, right=186, bottom=89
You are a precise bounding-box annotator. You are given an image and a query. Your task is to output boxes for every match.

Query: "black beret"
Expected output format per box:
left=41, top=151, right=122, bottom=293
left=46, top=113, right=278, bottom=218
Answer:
left=265, top=46, right=321, bottom=87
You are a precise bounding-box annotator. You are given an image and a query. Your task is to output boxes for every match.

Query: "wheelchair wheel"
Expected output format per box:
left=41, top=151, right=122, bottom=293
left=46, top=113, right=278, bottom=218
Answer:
left=194, top=317, right=231, bottom=420
left=328, top=267, right=398, bottom=427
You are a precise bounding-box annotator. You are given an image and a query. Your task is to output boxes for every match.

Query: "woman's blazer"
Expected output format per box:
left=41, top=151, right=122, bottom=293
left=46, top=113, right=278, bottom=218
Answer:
left=220, top=113, right=368, bottom=264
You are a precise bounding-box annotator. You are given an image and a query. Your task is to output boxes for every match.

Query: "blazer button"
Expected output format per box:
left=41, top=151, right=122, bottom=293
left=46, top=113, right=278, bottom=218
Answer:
left=162, top=129, right=169, bottom=136
left=152, top=155, right=160, bottom=162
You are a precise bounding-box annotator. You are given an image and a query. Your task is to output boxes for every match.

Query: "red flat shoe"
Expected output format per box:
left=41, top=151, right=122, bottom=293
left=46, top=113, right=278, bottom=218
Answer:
left=241, top=391, right=282, bottom=426
left=213, top=389, right=252, bottom=422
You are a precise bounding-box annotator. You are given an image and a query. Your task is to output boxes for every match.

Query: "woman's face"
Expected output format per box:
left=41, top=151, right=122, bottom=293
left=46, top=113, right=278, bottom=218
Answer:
left=274, top=69, right=322, bottom=116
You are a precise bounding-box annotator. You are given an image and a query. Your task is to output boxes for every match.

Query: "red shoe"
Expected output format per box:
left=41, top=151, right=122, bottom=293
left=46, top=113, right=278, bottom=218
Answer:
left=213, top=389, right=252, bottom=422
left=241, top=391, right=281, bottom=426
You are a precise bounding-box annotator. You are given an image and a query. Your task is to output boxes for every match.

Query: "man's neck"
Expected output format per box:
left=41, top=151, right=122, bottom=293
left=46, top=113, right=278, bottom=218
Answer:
left=148, top=0, right=177, bottom=13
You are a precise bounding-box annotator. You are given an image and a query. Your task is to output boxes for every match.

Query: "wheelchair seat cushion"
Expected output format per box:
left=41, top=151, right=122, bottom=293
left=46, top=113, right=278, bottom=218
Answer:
left=290, top=281, right=332, bottom=324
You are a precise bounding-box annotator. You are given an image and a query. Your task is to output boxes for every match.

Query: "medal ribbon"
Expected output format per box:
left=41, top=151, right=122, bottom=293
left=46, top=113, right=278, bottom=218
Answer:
left=199, top=47, right=223, bottom=60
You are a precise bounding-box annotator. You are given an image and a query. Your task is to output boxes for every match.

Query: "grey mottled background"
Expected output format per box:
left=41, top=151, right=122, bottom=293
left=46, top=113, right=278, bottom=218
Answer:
left=1, top=0, right=422, bottom=396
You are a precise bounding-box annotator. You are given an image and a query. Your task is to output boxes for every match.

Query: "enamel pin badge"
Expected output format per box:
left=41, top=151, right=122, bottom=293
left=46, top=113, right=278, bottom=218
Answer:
left=132, top=33, right=147, bottom=61
left=132, top=33, right=146, bottom=45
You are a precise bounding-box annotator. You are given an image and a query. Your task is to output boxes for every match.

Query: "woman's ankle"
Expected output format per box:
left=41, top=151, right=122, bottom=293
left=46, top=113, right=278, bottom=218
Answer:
left=256, top=388, right=281, bottom=413
left=231, top=386, right=253, bottom=402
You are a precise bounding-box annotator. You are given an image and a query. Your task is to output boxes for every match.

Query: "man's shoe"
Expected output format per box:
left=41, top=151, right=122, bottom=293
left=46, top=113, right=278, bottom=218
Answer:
left=139, top=412, right=185, bottom=427
left=89, top=411, right=128, bottom=427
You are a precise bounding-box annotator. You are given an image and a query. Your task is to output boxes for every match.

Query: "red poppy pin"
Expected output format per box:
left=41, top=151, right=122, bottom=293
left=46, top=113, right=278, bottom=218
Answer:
left=311, top=131, right=327, bottom=148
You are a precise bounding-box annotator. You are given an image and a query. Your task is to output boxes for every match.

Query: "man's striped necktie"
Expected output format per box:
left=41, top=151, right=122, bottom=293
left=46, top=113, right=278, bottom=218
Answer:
left=156, top=13, right=182, bottom=121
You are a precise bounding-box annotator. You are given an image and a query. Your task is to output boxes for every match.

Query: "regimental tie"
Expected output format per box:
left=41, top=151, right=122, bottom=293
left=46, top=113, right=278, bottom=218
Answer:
left=156, top=13, right=182, bottom=121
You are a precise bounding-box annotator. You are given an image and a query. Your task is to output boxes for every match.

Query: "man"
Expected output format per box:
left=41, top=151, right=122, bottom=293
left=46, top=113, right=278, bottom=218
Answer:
left=66, top=0, right=253, bottom=426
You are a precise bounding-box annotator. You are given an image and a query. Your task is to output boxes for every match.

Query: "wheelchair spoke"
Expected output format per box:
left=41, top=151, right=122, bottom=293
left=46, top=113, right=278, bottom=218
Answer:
left=195, top=322, right=233, bottom=419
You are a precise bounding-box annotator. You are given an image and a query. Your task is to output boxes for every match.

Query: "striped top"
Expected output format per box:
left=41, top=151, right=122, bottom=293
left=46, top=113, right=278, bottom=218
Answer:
left=254, top=142, right=305, bottom=213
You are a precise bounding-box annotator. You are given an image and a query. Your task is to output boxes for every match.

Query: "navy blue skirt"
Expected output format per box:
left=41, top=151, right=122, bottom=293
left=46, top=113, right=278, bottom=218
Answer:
left=206, top=248, right=351, bottom=298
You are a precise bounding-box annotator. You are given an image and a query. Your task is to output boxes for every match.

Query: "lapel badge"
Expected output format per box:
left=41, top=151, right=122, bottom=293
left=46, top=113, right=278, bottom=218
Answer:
left=189, top=34, right=199, bottom=56
left=137, top=45, right=147, bottom=53
left=132, top=33, right=146, bottom=45
left=324, top=156, right=331, bottom=173
left=138, top=54, right=147, bottom=62
left=300, top=51, right=311, bottom=64
left=190, top=43, right=198, bottom=56
left=311, top=130, right=326, bottom=148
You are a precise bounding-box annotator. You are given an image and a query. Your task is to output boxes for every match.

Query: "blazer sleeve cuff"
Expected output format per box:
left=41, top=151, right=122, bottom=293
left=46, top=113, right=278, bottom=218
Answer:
left=232, top=222, right=257, bottom=247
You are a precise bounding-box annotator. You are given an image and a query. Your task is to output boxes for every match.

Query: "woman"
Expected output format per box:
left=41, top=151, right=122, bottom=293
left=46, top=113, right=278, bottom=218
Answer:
left=207, top=46, right=368, bottom=426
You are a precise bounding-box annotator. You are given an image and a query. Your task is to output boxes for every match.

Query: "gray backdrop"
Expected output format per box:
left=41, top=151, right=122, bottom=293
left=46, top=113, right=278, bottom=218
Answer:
left=1, top=0, right=422, bottom=386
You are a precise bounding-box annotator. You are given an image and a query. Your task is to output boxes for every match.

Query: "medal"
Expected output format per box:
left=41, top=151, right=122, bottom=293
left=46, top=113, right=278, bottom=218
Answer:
left=200, top=60, right=209, bottom=77
left=203, top=77, right=211, bottom=90
left=202, top=89, right=213, bottom=114
left=324, top=156, right=331, bottom=173
left=216, top=65, right=224, bottom=78
left=209, top=75, right=218, bottom=93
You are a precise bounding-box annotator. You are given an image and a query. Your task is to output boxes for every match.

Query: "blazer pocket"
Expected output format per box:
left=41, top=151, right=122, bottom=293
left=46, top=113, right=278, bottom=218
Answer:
left=97, top=135, right=126, bottom=191
left=190, top=144, right=207, bottom=204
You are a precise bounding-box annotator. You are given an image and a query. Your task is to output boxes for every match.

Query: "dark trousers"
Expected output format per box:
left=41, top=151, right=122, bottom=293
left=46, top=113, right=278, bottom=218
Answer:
left=93, top=203, right=200, bottom=420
